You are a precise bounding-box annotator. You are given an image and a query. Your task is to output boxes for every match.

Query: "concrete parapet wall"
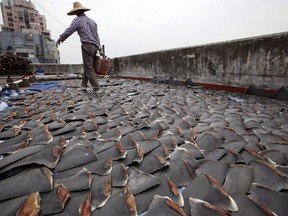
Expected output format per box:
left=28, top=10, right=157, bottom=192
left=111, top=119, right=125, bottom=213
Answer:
left=115, top=32, right=288, bottom=89
left=33, top=64, right=83, bottom=75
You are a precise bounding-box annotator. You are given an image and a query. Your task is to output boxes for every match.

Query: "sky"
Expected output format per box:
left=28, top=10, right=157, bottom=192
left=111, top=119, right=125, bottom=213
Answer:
left=1, top=0, right=288, bottom=64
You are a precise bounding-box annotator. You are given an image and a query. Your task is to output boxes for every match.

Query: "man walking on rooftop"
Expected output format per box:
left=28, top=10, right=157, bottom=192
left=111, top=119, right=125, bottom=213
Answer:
left=56, top=1, right=101, bottom=93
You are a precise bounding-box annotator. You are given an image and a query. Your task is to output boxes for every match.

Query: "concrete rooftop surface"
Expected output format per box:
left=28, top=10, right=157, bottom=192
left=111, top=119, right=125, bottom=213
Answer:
left=0, top=77, right=288, bottom=215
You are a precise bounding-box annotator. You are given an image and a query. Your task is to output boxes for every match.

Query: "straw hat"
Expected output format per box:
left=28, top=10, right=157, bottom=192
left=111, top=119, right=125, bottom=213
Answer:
left=67, top=2, right=90, bottom=16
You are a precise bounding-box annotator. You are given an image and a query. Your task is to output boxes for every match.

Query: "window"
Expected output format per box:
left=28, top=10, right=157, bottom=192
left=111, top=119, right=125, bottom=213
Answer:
left=29, top=13, right=35, bottom=22
left=25, top=33, right=34, bottom=42
left=18, top=11, right=24, bottom=21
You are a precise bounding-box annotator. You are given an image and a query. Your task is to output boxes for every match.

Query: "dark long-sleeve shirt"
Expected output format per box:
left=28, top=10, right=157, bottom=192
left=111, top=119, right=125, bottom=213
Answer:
left=59, top=14, right=100, bottom=49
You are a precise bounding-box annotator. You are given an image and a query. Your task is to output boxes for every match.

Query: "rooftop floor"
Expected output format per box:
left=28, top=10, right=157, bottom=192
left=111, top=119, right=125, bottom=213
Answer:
left=0, top=78, right=288, bottom=215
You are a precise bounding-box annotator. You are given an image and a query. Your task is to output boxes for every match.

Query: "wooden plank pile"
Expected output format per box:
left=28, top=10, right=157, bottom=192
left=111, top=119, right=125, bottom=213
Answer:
left=0, top=53, right=34, bottom=76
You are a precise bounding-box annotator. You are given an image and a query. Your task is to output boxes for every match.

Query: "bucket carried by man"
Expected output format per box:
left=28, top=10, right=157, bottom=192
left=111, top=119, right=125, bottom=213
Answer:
left=94, top=45, right=112, bottom=76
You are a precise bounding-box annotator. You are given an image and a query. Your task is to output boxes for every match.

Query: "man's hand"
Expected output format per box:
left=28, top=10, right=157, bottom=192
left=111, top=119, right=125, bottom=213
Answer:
left=56, top=39, right=62, bottom=47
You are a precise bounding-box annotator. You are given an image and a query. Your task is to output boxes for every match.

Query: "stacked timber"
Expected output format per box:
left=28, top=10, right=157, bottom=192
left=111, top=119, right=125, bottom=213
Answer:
left=0, top=53, right=33, bottom=76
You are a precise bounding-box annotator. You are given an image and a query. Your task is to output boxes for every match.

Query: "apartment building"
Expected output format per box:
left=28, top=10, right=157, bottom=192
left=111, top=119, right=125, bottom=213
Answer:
left=0, top=0, right=59, bottom=63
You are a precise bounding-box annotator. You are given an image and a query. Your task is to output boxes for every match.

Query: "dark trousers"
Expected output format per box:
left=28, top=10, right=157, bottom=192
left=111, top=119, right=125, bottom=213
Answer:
left=81, top=43, right=100, bottom=89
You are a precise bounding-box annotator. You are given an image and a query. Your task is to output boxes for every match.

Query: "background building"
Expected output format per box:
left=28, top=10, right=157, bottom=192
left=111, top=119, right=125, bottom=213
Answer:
left=0, top=0, right=59, bottom=63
